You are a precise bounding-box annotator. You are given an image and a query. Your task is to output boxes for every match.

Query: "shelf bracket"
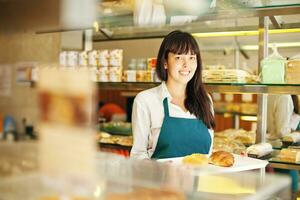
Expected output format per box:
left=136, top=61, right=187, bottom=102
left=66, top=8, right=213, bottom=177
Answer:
left=257, top=16, right=269, bottom=144
left=269, top=16, right=282, bottom=29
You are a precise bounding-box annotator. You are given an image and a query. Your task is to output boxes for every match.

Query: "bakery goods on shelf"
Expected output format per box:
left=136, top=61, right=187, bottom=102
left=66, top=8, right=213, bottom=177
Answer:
left=202, top=69, right=258, bottom=83
left=282, top=132, right=300, bottom=143
left=98, top=132, right=133, bottom=146
left=246, top=143, right=273, bottom=158
left=213, top=137, right=246, bottom=154
left=213, top=128, right=256, bottom=154
left=278, top=148, right=300, bottom=163
left=214, top=129, right=255, bottom=147
left=209, top=151, right=235, bottom=167
left=182, top=153, right=209, bottom=166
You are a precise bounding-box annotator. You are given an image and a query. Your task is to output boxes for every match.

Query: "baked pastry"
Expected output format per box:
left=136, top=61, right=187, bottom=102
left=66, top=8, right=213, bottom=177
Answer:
left=278, top=148, right=300, bottom=163
left=182, top=153, right=209, bottom=166
left=282, top=132, right=300, bottom=143
left=246, top=143, right=273, bottom=158
left=209, top=151, right=234, bottom=167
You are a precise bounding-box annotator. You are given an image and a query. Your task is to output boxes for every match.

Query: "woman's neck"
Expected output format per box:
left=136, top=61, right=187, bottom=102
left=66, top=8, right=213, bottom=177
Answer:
left=166, top=80, right=186, bottom=100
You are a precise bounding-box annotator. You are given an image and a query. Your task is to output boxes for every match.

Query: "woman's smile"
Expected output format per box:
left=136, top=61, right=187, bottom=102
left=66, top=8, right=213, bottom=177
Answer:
left=179, top=70, right=191, bottom=76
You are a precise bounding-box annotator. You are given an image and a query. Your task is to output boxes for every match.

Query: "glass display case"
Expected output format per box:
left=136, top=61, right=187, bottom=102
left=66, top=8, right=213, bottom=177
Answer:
left=0, top=147, right=292, bottom=200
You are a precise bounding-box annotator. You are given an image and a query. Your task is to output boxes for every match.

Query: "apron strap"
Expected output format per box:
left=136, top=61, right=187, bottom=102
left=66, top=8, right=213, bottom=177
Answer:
left=163, top=98, right=170, bottom=117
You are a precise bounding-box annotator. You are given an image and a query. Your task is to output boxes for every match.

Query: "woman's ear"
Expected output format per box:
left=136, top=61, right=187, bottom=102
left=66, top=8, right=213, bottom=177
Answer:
left=164, top=63, right=168, bottom=69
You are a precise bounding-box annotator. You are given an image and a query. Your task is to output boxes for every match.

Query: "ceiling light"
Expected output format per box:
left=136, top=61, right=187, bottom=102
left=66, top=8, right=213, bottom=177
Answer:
left=242, top=42, right=300, bottom=50
left=192, top=28, right=300, bottom=37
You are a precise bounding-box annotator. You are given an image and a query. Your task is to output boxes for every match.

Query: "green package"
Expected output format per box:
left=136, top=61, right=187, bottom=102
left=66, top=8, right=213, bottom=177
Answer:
left=261, top=59, right=285, bottom=84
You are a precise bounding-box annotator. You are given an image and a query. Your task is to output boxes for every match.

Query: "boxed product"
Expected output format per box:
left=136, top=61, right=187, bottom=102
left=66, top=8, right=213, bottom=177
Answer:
left=286, top=54, right=300, bottom=84
left=261, top=45, right=285, bottom=84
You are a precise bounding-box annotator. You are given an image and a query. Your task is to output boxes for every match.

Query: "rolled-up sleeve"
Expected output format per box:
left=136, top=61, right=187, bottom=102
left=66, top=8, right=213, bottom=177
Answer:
left=130, top=95, right=151, bottom=159
left=276, top=95, right=294, bottom=137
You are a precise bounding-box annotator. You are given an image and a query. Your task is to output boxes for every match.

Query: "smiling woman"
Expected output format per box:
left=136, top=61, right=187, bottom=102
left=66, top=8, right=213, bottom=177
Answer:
left=130, top=30, right=215, bottom=160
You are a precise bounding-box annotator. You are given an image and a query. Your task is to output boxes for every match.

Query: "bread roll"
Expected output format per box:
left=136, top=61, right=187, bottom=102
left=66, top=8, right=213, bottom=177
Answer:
left=209, top=151, right=234, bottom=167
left=182, top=153, right=209, bottom=166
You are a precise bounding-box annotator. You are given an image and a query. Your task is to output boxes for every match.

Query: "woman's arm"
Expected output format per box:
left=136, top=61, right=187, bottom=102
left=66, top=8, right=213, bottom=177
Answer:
left=130, top=95, right=151, bottom=159
left=276, top=95, right=294, bottom=137
left=208, top=93, right=214, bottom=155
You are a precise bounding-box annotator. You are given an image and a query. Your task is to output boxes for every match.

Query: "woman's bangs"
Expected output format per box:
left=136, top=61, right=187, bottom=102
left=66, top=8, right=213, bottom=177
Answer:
left=168, top=37, right=198, bottom=55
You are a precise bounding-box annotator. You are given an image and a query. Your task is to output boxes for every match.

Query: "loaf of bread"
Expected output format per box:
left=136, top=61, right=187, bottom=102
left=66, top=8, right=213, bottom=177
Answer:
left=246, top=143, right=273, bottom=158
left=278, top=148, right=300, bottom=163
left=209, top=151, right=234, bottom=167
left=182, top=153, right=209, bottom=166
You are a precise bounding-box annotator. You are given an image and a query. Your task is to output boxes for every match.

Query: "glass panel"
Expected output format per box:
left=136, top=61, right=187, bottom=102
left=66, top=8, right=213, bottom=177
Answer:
left=253, top=0, right=300, bottom=8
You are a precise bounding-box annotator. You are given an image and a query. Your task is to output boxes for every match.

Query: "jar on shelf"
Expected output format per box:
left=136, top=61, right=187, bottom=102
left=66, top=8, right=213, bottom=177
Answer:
left=136, top=58, right=147, bottom=82
left=124, top=58, right=137, bottom=82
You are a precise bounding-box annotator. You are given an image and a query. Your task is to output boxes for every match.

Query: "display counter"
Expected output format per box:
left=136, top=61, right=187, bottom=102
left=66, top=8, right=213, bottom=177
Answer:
left=0, top=150, right=292, bottom=200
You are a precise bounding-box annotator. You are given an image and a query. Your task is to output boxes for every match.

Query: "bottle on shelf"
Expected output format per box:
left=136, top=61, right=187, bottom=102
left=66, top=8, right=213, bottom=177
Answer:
left=136, top=58, right=147, bottom=82
left=124, top=58, right=137, bottom=82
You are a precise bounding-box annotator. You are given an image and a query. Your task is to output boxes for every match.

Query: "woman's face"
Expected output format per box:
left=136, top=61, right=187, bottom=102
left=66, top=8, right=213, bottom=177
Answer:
left=165, top=52, right=197, bottom=85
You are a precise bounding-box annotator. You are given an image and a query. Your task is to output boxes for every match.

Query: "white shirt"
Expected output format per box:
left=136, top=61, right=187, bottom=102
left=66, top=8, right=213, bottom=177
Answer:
left=267, top=94, right=294, bottom=140
left=130, top=82, right=214, bottom=160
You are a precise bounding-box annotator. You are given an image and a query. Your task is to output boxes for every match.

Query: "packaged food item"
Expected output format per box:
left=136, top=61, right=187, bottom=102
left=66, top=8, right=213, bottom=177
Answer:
left=261, top=44, right=286, bottom=83
left=88, top=50, right=99, bottom=67
left=124, top=58, right=137, bottom=82
left=59, top=51, right=67, bottom=66
left=98, top=67, right=108, bottom=82
left=98, top=50, right=109, bottom=67
left=182, top=153, right=209, bottom=166
left=79, top=51, right=88, bottom=67
left=124, top=70, right=136, bottom=82
left=67, top=51, right=79, bottom=67
left=246, top=143, right=273, bottom=158
left=109, top=49, right=123, bottom=67
left=209, top=150, right=234, bottom=167
left=202, top=69, right=257, bottom=83
left=109, top=66, right=122, bottom=82
left=136, top=58, right=147, bottom=82
left=286, top=53, right=300, bottom=84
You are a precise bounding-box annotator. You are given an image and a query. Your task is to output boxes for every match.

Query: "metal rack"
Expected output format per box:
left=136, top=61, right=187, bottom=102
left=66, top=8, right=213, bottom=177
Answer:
left=98, top=82, right=300, bottom=94
left=93, top=4, right=300, bottom=171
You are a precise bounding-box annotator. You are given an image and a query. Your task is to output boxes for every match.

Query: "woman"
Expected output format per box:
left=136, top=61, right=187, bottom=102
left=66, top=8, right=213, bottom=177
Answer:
left=267, top=94, right=299, bottom=195
left=130, top=30, right=215, bottom=160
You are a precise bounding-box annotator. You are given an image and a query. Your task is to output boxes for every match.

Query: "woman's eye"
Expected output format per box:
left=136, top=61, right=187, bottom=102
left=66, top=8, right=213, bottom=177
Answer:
left=190, top=56, right=196, bottom=60
left=175, top=56, right=181, bottom=60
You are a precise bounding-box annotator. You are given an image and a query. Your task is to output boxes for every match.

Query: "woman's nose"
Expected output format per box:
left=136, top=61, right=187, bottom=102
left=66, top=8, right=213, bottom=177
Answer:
left=182, top=57, right=188, bottom=67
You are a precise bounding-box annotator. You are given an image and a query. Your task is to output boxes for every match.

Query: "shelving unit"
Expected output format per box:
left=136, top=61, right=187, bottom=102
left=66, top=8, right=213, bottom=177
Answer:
left=98, top=82, right=300, bottom=94
left=93, top=2, right=300, bottom=172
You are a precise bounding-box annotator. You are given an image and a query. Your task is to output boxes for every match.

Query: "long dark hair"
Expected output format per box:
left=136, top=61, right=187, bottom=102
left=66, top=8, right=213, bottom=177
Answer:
left=156, top=30, right=215, bottom=129
left=292, top=95, right=299, bottom=114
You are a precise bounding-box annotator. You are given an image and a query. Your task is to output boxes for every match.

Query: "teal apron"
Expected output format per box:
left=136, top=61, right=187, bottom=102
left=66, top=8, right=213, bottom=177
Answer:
left=151, top=98, right=212, bottom=159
